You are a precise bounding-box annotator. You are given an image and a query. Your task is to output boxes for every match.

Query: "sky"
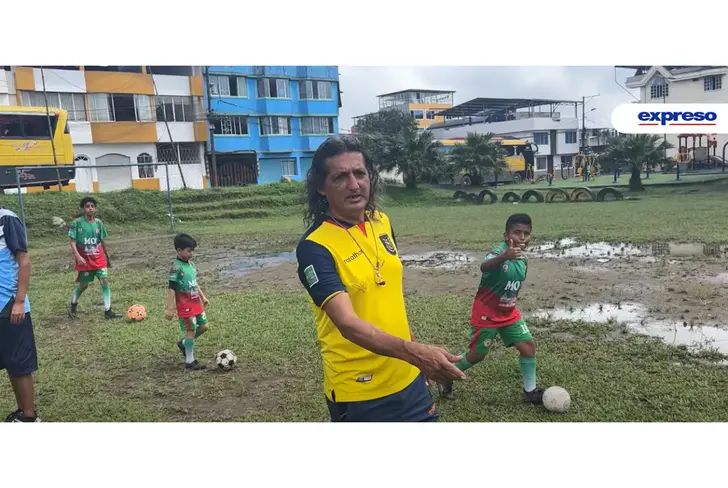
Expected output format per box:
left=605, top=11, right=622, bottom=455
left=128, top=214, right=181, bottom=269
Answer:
left=337, top=66, right=640, bottom=131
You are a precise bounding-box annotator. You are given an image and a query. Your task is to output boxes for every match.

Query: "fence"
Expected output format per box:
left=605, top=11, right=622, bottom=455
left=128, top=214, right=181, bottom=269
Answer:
left=11, top=162, right=177, bottom=233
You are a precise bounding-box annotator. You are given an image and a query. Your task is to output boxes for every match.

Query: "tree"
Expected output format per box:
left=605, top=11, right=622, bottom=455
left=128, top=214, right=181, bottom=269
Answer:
left=354, top=109, right=446, bottom=188
left=601, top=134, right=673, bottom=191
left=379, top=126, right=445, bottom=189
left=448, top=132, right=509, bottom=185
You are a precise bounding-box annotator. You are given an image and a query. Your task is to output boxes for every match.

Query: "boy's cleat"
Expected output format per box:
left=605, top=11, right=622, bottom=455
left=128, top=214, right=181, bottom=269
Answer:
left=67, top=302, right=78, bottom=319
left=524, top=387, right=545, bottom=405
left=185, top=360, right=206, bottom=371
left=104, top=309, right=122, bottom=320
left=5, top=409, right=40, bottom=423
left=437, top=382, right=454, bottom=400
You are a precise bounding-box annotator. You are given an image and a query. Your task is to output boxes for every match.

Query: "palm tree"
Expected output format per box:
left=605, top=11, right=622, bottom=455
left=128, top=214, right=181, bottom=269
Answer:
left=601, top=134, right=673, bottom=191
left=378, top=127, right=445, bottom=189
left=448, top=132, right=509, bottom=186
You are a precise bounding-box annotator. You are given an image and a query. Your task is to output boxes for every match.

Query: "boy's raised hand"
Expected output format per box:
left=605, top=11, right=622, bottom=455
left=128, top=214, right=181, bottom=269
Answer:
left=503, top=239, right=523, bottom=260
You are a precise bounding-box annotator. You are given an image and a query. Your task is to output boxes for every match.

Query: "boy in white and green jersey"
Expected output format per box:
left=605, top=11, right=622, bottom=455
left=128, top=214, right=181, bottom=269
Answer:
left=166, top=233, right=210, bottom=371
left=67, top=197, right=122, bottom=320
left=438, top=213, right=544, bottom=404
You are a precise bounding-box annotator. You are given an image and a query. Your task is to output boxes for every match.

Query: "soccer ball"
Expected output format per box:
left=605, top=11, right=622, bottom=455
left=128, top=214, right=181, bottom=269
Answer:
left=543, top=386, right=571, bottom=413
left=127, top=304, right=146, bottom=321
left=216, top=350, right=237, bottom=371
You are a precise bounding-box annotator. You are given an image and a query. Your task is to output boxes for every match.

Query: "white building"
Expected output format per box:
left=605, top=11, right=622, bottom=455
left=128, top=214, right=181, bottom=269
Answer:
left=428, top=97, right=616, bottom=175
left=2, top=66, right=209, bottom=193
left=621, top=65, right=727, bottom=160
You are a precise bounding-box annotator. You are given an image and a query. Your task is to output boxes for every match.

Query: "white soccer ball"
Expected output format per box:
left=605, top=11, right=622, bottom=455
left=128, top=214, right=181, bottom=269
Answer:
left=216, top=349, right=237, bottom=371
left=543, top=386, right=571, bottom=413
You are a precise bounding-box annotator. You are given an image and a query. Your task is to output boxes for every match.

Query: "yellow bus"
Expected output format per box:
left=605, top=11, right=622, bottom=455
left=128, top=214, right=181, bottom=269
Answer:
left=440, top=136, right=539, bottom=186
left=0, top=105, right=75, bottom=190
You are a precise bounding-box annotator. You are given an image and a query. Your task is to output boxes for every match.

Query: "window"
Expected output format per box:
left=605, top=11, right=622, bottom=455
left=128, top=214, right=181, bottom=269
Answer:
left=534, top=133, right=548, bottom=145
left=156, top=143, right=199, bottom=165
left=411, top=110, right=424, bottom=120
left=137, top=153, right=155, bottom=178
left=156, top=96, right=197, bottom=122
left=134, top=95, right=154, bottom=122
left=257, top=78, right=290, bottom=98
left=213, top=116, right=249, bottom=135
left=300, top=117, right=334, bottom=135
left=88, top=93, right=112, bottom=122
left=281, top=158, right=297, bottom=176
left=209, top=75, right=230, bottom=96
left=260, top=116, right=291, bottom=135
left=236, top=77, right=248, bottom=97
left=536, top=156, right=548, bottom=171
left=0, top=113, right=55, bottom=139
left=147, top=66, right=194, bottom=76
left=21, top=91, right=87, bottom=122
left=208, top=75, right=247, bottom=97
left=565, top=131, right=577, bottom=144
left=561, top=155, right=574, bottom=167
left=85, top=93, right=155, bottom=122
left=650, top=76, right=668, bottom=99
left=704, top=75, right=723, bottom=91
left=299, top=80, right=333, bottom=100
left=425, top=110, right=436, bottom=120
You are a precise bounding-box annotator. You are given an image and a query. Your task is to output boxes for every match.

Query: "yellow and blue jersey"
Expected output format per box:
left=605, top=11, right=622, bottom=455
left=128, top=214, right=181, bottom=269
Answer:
left=296, top=210, right=420, bottom=403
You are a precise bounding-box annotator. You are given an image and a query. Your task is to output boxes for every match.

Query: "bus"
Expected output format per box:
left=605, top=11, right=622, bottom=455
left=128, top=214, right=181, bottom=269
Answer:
left=440, top=136, right=538, bottom=186
left=0, top=105, right=75, bottom=190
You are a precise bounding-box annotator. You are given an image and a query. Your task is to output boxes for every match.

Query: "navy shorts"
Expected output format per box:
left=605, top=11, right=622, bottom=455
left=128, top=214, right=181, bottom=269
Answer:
left=326, top=373, right=438, bottom=422
left=0, top=300, right=38, bottom=378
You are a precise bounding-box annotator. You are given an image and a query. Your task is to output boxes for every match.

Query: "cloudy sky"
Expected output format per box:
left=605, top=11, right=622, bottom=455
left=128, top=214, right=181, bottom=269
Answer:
left=337, top=66, right=640, bottom=130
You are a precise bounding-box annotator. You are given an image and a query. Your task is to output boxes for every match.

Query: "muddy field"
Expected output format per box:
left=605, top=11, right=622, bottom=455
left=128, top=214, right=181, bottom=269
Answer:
left=35, top=235, right=728, bottom=355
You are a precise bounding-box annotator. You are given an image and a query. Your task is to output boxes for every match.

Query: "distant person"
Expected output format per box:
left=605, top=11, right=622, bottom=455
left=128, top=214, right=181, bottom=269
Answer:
left=166, top=233, right=210, bottom=371
left=437, top=213, right=545, bottom=404
left=67, top=197, right=121, bottom=320
left=0, top=208, right=39, bottom=422
left=296, top=135, right=465, bottom=422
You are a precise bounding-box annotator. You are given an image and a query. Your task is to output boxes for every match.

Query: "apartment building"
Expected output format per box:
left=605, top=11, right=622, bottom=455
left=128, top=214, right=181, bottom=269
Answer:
left=205, top=66, right=340, bottom=185
left=352, top=88, right=455, bottom=131
left=4, top=66, right=208, bottom=192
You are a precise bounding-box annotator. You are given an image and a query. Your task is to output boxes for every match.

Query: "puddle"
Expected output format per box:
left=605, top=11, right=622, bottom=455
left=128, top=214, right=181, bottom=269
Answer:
left=533, top=238, right=726, bottom=261
left=400, top=251, right=473, bottom=270
left=531, top=302, right=728, bottom=356
left=702, top=272, right=728, bottom=285
left=218, top=252, right=296, bottom=277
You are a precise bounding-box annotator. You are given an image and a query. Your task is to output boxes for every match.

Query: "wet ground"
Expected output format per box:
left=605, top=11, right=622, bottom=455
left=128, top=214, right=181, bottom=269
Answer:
left=60, top=234, right=728, bottom=356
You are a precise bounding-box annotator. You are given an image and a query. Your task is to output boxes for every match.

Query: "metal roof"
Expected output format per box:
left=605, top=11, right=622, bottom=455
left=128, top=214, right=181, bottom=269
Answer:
left=377, top=88, right=455, bottom=98
left=435, top=97, right=579, bottom=118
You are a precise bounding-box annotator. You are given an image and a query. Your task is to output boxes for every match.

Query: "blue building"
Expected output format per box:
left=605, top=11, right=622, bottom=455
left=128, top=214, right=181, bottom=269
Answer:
left=203, top=66, right=340, bottom=186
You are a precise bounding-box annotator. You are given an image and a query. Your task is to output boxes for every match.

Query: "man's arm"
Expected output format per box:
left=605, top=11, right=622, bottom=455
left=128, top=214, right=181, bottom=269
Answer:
left=3, top=214, right=30, bottom=324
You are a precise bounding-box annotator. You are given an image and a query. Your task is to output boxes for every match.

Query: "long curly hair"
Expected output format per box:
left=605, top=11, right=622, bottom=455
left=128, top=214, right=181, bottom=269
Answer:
left=303, top=135, right=381, bottom=226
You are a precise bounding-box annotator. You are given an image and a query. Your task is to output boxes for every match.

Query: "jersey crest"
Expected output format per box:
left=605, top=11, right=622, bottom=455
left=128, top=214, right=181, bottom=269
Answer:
left=379, top=234, right=396, bottom=255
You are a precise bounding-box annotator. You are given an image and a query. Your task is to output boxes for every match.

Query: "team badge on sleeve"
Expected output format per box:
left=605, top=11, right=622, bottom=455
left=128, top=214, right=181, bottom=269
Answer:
left=304, top=264, right=319, bottom=287
left=379, top=234, right=397, bottom=255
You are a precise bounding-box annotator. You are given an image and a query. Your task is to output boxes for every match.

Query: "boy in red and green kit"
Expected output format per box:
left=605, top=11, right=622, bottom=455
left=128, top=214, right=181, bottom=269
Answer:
left=438, top=213, right=544, bottom=404
left=67, top=197, right=122, bottom=320
left=166, top=233, right=210, bottom=371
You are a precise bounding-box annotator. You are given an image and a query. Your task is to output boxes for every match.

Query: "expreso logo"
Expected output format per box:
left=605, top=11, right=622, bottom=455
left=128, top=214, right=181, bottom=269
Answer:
left=638, top=110, right=717, bottom=126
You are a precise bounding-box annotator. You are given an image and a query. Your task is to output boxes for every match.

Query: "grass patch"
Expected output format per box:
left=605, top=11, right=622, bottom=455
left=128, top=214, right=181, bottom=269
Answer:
left=2, top=182, right=728, bottom=422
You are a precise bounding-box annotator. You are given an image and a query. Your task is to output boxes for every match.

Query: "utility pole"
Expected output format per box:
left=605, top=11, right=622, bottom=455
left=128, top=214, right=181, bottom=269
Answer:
left=580, top=93, right=600, bottom=153
left=205, top=66, right=218, bottom=187
left=40, top=67, right=62, bottom=191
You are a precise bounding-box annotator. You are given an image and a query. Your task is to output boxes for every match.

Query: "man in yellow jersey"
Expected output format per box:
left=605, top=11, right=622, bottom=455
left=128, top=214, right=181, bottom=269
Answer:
left=296, top=135, right=465, bottom=422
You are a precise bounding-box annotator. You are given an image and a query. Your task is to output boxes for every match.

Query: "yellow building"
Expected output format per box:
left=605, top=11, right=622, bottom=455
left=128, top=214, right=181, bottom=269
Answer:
left=377, top=89, right=454, bottom=129
left=3, top=66, right=208, bottom=192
